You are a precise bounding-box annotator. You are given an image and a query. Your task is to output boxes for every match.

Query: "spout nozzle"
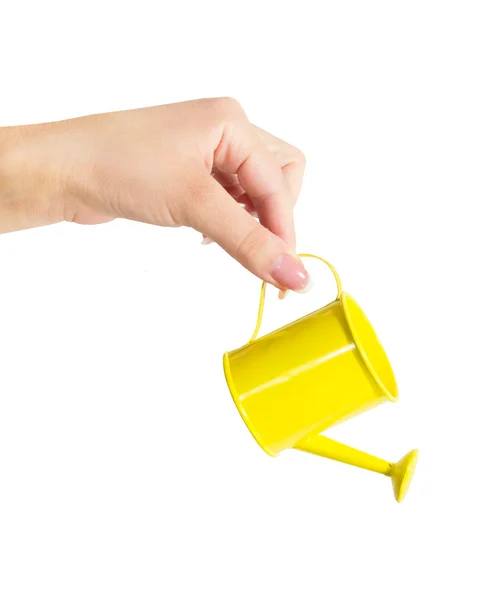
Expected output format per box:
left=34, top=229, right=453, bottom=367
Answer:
left=389, top=449, right=419, bottom=502
left=295, top=436, right=418, bottom=502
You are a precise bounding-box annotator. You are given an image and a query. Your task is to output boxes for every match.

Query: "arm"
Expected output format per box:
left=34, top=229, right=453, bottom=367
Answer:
left=0, top=125, right=64, bottom=232
left=0, top=98, right=310, bottom=291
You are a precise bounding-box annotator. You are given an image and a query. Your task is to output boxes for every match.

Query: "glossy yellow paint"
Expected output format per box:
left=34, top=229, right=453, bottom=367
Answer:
left=223, top=255, right=418, bottom=502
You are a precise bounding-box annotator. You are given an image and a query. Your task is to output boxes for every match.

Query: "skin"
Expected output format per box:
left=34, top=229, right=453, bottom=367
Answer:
left=0, top=98, right=310, bottom=291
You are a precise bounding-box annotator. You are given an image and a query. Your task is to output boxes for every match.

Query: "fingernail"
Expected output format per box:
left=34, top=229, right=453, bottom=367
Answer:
left=270, top=255, right=312, bottom=293
left=201, top=235, right=213, bottom=245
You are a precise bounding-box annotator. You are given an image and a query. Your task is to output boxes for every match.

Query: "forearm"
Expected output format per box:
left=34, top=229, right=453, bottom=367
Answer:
left=0, top=125, right=64, bottom=233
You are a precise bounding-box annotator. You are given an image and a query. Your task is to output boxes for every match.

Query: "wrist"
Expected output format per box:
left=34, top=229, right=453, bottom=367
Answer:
left=0, top=124, right=65, bottom=233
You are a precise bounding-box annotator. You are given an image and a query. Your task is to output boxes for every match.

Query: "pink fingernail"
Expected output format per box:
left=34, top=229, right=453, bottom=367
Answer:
left=201, top=235, right=213, bottom=245
left=270, top=255, right=313, bottom=293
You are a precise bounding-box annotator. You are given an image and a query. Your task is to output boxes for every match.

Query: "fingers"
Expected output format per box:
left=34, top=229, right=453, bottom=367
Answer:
left=253, top=125, right=306, bottom=201
left=211, top=171, right=245, bottom=200
left=186, top=175, right=311, bottom=292
left=211, top=171, right=257, bottom=214
left=201, top=186, right=256, bottom=245
left=281, top=159, right=306, bottom=200
left=213, top=117, right=296, bottom=250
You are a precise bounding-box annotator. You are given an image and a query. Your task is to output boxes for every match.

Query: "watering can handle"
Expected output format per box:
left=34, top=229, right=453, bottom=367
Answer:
left=248, top=254, right=343, bottom=343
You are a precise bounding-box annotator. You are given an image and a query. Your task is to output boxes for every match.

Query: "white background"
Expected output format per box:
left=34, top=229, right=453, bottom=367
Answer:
left=1, top=1, right=482, bottom=598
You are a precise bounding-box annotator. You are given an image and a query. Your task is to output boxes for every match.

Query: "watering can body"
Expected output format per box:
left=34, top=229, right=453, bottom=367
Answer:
left=223, top=255, right=418, bottom=502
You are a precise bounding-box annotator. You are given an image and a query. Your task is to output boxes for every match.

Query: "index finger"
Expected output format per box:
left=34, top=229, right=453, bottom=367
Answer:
left=213, top=119, right=296, bottom=249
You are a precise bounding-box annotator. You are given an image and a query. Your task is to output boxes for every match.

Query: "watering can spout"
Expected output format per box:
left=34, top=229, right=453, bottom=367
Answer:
left=294, top=435, right=418, bottom=502
left=388, top=449, right=419, bottom=502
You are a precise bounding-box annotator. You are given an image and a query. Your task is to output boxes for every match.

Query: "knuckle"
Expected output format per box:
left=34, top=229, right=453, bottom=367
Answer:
left=207, top=96, right=246, bottom=119
left=298, top=150, right=307, bottom=168
left=219, top=96, right=244, bottom=114
left=292, top=146, right=306, bottom=168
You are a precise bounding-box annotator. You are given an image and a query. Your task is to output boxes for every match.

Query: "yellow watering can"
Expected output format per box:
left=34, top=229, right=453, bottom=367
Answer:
left=223, top=254, right=418, bottom=502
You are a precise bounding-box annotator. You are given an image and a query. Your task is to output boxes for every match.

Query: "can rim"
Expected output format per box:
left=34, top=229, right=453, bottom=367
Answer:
left=340, top=292, right=398, bottom=402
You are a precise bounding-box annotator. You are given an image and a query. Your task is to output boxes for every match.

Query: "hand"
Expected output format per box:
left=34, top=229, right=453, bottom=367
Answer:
left=0, top=98, right=310, bottom=291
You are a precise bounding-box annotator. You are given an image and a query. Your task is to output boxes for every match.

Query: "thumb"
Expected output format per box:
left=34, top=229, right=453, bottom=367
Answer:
left=187, top=176, right=312, bottom=292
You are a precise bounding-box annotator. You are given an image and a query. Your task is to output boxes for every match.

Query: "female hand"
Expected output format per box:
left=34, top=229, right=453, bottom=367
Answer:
left=0, top=98, right=310, bottom=291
